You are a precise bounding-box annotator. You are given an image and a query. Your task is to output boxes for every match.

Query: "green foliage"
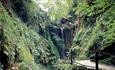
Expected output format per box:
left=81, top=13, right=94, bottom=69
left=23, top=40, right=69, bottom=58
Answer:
left=0, top=2, right=59, bottom=70
left=75, top=0, right=114, bottom=16
left=0, top=0, right=115, bottom=69
left=72, top=0, right=115, bottom=62
left=39, top=0, right=73, bottom=21
left=51, top=32, right=65, bottom=49
left=55, top=59, right=76, bottom=70
left=23, top=0, right=39, bottom=16
left=56, top=64, right=75, bottom=70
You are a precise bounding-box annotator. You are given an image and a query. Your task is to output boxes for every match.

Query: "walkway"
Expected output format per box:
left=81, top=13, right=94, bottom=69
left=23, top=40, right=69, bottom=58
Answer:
left=75, top=60, right=115, bottom=70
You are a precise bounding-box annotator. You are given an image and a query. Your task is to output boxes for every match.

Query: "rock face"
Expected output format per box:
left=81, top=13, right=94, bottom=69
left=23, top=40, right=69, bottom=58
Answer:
left=0, top=1, right=59, bottom=70
left=0, top=51, right=8, bottom=70
left=101, top=42, right=115, bottom=65
left=0, top=0, right=115, bottom=70
left=72, top=0, right=115, bottom=66
left=11, top=0, right=28, bottom=22
left=38, top=23, right=75, bottom=58
left=0, top=1, right=76, bottom=70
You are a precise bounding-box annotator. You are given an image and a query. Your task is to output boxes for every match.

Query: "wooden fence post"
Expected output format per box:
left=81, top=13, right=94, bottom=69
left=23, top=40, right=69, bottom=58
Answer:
left=70, top=49, right=73, bottom=64
left=95, top=45, right=99, bottom=70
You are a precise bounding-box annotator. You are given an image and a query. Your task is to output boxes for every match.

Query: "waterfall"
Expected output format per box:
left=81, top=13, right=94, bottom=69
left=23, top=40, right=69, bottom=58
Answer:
left=61, top=28, right=64, bottom=39
left=60, top=27, right=66, bottom=58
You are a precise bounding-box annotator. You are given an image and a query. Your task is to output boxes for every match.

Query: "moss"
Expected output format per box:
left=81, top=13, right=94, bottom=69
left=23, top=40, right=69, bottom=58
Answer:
left=73, top=0, right=115, bottom=63
left=0, top=2, right=58, bottom=70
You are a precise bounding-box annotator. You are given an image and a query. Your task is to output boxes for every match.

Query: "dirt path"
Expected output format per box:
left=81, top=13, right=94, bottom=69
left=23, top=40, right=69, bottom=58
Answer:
left=75, top=60, right=115, bottom=70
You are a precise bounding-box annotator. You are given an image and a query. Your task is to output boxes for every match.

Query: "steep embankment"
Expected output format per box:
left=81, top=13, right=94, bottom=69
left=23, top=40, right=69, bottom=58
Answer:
left=0, top=2, right=58, bottom=70
left=73, top=0, right=115, bottom=65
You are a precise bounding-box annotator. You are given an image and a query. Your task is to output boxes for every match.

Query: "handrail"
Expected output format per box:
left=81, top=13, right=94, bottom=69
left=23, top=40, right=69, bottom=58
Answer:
left=67, top=48, right=115, bottom=58
left=66, top=48, right=115, bottom=70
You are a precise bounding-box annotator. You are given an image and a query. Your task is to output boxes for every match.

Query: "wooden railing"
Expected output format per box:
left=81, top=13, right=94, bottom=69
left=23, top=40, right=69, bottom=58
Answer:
left=69, top=48, right=115, bottom=70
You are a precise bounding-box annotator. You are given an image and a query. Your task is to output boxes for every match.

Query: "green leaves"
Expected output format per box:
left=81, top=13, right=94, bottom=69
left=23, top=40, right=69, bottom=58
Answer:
left=72, top=0, right=115, bottom=61
left=0, top=2, right=59, bottom=70
left=37, top=0, right=73, bottom=21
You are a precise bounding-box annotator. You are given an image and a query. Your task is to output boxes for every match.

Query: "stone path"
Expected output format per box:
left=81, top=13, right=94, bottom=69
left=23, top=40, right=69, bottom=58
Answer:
left=75, top=60, right=115, bottom=70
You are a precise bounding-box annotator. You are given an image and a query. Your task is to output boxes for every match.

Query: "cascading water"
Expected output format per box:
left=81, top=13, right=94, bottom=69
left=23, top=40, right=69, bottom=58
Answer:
left=60, top=27, right=66, bottom=58
left=61, top=28, right=64, bottom=39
